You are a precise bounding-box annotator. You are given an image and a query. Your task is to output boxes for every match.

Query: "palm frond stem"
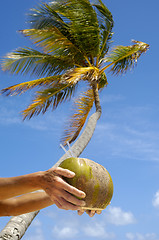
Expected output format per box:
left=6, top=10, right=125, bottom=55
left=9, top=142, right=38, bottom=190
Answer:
left=84, top=55, right=92, bottom=67
left=99, top=41, right=149, bottom=74
left=99, top=50, right=135, bottom=74
left=96, top=33, right=109, bottom=67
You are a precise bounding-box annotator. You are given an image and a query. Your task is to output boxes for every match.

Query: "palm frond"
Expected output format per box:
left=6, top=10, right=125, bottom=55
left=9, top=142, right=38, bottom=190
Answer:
left=28, top=0, right=100, bottom=61
left=28, top=2, right=67, bottom=30
left=21, top=28, right=74, bottom=54
left=61, top=88, right=94, bottom=145
left=22, top=82, right=76, bottom=119
left=62, top=67, right=98, bottom=84
left=98, top=72, right=108, bottom=88
left=1, top=76, right=61, bottom=96
left=48, top=0, right=100, bottom=58
left=21, top=28, right=87, bottom=66
left=93, top=0, right=114, bottom=62
left=1, top=47, right=75, bottom=77
left=101, top=40, right=149, bottom=75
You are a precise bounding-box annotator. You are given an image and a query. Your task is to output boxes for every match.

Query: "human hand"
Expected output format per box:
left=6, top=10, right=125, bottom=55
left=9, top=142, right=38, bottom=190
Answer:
left=39, top=167, right=86, bottom=210
left=77, top=209, right=102, bottom=217
left=78, top=202, right=111, bottom=217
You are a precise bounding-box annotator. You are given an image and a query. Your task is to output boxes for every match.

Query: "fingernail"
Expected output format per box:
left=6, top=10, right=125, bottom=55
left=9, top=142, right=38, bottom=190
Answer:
left=96, top=210, right=102, bottom=214
left=77, top=208, right=84, bottom=213
left=68, top=172, right=75, bottom=177
left=90, top=213, right=94, bottom=217
left=81, top=192, right=86, bottom=198
left=81, top=201, right=86, bottom=207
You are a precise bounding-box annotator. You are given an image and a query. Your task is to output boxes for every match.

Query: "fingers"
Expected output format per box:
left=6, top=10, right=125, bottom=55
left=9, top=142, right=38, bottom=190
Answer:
left=53, top=167, right=75, bottom=178
left=54, top=200, right=62, bottom=209
left=54, top=197, right=82, bottom=211
left=78, top=210, right=85, bottom=216
left=48, top=167, right=86, bottom=199
left=61, top=190, right=85, bottom=207
left=78, top=209, right=102, bottom=217
left=86, top=210, right=96, bottom=217
left=43, top=167, right=88, bottom=211
left=58, top=178, right=86, bottom=199
left=96, top=210, right=102, bottom=214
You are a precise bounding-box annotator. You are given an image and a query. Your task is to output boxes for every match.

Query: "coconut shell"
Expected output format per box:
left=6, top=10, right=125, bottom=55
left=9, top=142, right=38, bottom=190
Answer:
left=59, top=157, right=113, bottom=210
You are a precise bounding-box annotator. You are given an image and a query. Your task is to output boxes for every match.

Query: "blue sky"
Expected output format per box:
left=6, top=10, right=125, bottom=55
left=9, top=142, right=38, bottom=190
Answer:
left=0, top=0, right=159, bottom=239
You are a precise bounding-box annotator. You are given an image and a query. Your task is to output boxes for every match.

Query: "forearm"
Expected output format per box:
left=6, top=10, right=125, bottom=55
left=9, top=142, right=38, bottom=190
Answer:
left=0, top=172, right=42, bottom=200
left=0, top=192, right=54, bottom=216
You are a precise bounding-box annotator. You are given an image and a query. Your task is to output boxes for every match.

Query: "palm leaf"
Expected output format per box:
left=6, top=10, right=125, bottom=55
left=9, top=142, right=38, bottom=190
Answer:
left=101, top=40, right=149, bottom=74
left=98, top=72, right=108, bottom=88
left=28, top=1, right=83, bottom=55
left=62, top=67, right=98, bottom=84
left=48, top=0, right=100, bottom=58
left=28, top=0, right=100, bottom=62
left=20, top=28, right=87, bottom=66
left=27, top=2, right=89, bottom=65
left=93, top=0, right=114, bottom=62
left=1, top=76, right=61, bottom=96
left=61, top=88, right=94, bottom=145
left=22, top=82, right=76, bottom=119
left=1, top=47, right=75, bottom=77
left=28, top=2, right=67, bottom=30
left=21, top=28, right=76, bottom=55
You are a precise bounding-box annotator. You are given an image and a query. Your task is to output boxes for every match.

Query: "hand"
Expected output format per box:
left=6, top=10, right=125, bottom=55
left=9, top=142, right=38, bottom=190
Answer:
left=78, top=209, right=102, bottom=217
left=40, top=167, right=86, bottom=211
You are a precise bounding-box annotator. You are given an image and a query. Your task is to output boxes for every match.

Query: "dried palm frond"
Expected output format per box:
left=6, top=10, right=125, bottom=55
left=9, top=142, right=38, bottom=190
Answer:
left=61, top=88, right=94, bottom=145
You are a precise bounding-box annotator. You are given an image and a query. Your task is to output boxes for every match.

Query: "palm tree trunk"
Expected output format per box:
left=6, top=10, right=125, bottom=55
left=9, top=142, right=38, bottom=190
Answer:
left=0, top=107, right=101, bottom=240
left=0, top=212, right=39, bottom=240
left=91, top=82, right=102, bottom=113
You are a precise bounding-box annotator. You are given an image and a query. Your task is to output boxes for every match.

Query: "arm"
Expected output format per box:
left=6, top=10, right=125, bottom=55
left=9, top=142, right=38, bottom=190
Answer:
left=0, top=191, right=53, bottom=216
left=0, top=167, right=86, bottom=201
left=0, top=173, right=42, bottom=200
left=0, top=167, right=86, bottom=216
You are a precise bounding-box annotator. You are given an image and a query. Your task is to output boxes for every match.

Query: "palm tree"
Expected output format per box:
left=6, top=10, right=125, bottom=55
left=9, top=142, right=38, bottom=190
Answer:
left=1, top=0, right=149, bottom=146
left=0, top=0, right=149, bottom=239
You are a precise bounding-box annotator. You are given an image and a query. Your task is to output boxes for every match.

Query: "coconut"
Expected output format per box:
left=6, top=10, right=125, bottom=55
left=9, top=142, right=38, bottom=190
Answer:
left=59, top=157, right=113, bottom=211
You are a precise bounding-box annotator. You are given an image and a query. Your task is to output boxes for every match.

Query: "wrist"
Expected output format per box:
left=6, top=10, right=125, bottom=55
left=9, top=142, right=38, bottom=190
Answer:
left=31, top=171, right=44, bottom=190
left=36, top=169, right=56, bottom=191
left=18, top=171, right=44, bottom=192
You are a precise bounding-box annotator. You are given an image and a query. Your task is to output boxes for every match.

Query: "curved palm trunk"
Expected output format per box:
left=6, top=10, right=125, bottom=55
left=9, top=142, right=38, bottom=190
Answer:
left=0, top=100, right=101, bottom=240
left=0, top=212, right=39, bottom=240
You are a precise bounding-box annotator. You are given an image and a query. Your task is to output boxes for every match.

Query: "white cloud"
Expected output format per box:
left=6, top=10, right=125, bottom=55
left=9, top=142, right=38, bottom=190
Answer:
left=126, top=232, right=158, bottom=240
left=104, top=206, right=136, bottom=226
left=100, top=94, right=124, bottom=104
left=52, top=225, right=79, bottom=239
left=126, top=232, right=135, bottom=240
left=152, top=190, right=159, bottom=208
left=83, top=221, right=115, bottom=239
left=45, top=209, right=115, bottom=239
left=0, top=103, right=63, bottom=132
left=0, top=106, right=20, bottom=125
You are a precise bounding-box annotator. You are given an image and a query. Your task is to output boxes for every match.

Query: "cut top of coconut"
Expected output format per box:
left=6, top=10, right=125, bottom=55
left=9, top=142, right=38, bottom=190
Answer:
left=81, top=207, right=105, bottom=211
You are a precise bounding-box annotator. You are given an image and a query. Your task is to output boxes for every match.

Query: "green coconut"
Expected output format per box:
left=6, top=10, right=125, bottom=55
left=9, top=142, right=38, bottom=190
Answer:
left=59, top=157, right=113, bottom=210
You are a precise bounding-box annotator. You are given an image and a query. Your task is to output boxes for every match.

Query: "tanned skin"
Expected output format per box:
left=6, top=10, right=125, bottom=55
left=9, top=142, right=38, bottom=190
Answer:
left=0, top=167, right=101, bottom=217
left=0, top=167, right=86, bottom=216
